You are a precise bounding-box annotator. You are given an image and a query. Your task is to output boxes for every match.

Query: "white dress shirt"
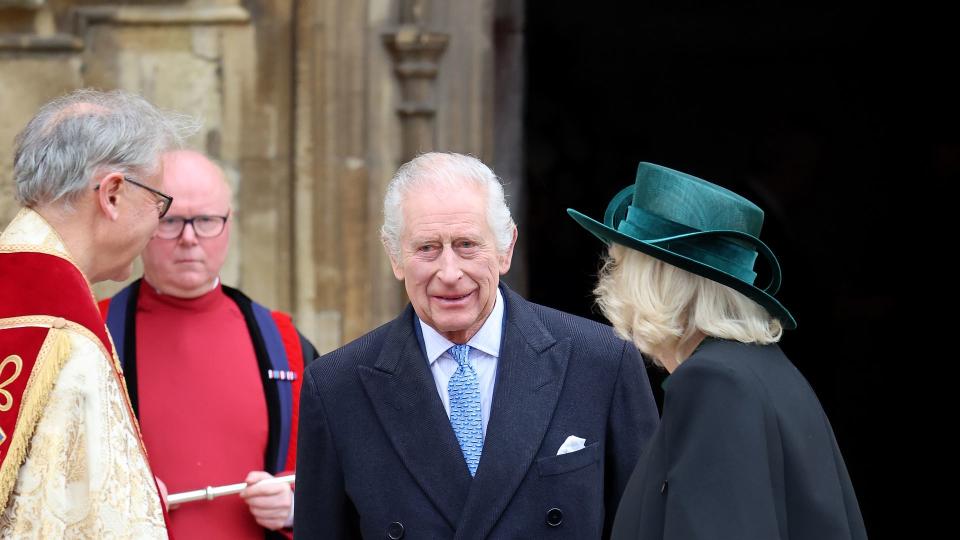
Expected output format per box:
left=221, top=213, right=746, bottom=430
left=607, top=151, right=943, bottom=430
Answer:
left=419, top=288, right=504, bottom=437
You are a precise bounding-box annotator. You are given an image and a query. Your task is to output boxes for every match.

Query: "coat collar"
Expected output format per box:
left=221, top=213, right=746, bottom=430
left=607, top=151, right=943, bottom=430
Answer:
left=358, top=285, right=571, bottom=535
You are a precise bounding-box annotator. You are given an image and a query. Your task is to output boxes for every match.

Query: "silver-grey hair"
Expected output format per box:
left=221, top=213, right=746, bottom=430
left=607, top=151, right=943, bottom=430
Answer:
left=381, top=152, right=515, bottom=259
left=13, top=88, right=198, bottom=207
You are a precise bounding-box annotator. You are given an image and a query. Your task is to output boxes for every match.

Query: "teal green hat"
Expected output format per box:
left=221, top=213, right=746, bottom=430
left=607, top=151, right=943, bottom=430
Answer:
left=567, top=162, right=796, bottom=329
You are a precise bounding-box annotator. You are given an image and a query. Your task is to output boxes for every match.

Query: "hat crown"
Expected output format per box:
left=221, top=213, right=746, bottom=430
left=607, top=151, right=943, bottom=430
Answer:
left=629, top=163, right=764, bottom=238
left=568, top=160, right=797, bottom=329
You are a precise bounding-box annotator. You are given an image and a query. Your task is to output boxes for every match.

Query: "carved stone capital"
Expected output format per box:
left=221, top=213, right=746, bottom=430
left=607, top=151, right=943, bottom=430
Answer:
left=383, top=25, right=448, bottom=159
left=383, top=27, right=449, bottom=79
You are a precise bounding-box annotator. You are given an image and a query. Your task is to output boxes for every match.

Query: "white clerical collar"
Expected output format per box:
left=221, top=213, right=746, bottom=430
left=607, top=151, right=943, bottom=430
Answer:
left=419, top=288, right=505, bottom=365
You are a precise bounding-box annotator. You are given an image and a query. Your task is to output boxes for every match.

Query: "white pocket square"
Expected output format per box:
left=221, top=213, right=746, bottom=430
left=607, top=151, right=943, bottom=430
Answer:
left=556, top=435, right=586, bottom=456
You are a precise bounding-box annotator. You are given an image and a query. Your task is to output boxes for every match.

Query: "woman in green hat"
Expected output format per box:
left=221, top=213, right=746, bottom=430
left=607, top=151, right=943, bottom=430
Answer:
left=569, top=163, right=866, bottom=539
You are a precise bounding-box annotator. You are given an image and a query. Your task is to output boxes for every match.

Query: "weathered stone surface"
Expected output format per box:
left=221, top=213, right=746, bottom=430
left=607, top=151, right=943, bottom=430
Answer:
left=0, top=56, right=82, bottom=225
left=0, top=0, right=517, bottom=353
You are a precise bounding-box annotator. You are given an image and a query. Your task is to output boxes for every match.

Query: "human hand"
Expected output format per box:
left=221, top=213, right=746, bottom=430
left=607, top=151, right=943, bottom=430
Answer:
left=155, top=476, right=171, bottom=511
left=239, top=471, right=294, bottom=530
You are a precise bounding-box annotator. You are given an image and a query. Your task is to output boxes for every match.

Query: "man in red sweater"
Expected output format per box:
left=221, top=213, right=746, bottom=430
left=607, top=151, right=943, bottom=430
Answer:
left=99, top=150, right=316, bottom=539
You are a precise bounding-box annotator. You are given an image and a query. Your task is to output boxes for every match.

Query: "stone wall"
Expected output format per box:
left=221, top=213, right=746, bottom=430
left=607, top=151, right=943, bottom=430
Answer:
left=0, top=0, right=523, bottom=351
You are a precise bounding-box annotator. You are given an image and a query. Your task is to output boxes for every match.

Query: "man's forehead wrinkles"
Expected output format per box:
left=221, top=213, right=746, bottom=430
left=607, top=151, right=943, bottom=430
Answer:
left=407, top=211, right=482, bottom=224
left=408, top=224, right=484, bottom=237
left=409, top=220, right=480, bottom=231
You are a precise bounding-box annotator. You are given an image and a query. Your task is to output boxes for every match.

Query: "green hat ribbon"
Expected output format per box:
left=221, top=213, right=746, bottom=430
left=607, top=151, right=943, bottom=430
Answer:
left=602, top=185, right=782, bottom=295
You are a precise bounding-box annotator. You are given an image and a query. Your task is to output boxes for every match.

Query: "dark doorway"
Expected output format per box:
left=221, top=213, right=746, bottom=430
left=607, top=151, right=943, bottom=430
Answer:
left=525, top=3, right=952, bottom=537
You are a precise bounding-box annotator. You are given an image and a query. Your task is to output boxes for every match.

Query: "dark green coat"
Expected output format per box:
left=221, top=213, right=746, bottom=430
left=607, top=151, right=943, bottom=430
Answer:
left=612, top=338, right=867, bottom=540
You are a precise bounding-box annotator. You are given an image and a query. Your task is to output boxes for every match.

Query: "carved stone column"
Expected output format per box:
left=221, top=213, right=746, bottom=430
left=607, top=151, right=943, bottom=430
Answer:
left=383, top=0, right=449, bottom=161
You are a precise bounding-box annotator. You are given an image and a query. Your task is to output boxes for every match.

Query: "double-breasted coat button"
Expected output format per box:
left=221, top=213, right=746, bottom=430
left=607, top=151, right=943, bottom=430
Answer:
left=386, top=521, right=404, bottom=539
left=546, top=507, right=564, bottom=527
left=660, top=480, right=668, bottom=494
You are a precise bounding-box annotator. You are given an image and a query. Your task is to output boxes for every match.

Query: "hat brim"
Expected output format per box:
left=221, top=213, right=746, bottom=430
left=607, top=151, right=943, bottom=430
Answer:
left=568, top=208, right=797, bottom=329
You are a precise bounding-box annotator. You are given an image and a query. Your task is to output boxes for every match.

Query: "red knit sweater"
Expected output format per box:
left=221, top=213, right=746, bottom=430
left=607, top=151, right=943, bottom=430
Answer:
left=136, top=282, right=268, bottom=540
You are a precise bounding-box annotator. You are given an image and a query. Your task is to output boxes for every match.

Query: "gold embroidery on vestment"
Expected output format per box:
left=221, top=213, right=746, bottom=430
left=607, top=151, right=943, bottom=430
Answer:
left=0, top=356, right=24, bottom=413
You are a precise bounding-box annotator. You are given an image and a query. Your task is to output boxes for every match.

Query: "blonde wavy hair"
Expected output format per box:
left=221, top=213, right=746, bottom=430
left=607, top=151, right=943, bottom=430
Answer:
left=595, top=244, right=783, bottom=368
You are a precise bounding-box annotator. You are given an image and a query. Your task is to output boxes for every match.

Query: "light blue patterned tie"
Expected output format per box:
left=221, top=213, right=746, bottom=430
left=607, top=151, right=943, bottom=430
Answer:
left=448, top=344, right=483, bottom=476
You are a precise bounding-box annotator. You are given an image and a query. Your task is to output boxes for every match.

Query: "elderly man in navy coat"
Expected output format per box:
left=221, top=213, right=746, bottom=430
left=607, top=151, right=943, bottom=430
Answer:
left=294, top=152, right=659, bottom=539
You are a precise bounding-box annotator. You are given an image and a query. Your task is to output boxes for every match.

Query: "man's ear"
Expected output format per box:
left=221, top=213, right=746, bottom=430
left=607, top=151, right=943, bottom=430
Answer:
left=94, top=173, right=125, bottom=221
left=384, top=240, right=404, bottom=281
left=498, top=225, right=519, bottom=275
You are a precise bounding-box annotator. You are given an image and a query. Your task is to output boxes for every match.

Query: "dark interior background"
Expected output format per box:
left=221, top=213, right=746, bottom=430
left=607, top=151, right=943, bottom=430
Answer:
left=525, top=2, right=954, bottom=537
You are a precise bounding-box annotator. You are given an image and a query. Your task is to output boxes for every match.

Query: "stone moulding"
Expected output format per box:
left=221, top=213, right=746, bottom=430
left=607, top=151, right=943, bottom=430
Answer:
left=0, top=33, right=81, bottom=51
left=72, top=5, right=251, bottom=35
left=0, top=5, right=251, bottom=52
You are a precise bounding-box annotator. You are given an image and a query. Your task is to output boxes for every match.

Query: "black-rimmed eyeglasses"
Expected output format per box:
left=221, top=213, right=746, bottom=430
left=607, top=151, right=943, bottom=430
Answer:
left=156, top=211, right=230, bottom=239
left=94, top=176, right=173, bottom=218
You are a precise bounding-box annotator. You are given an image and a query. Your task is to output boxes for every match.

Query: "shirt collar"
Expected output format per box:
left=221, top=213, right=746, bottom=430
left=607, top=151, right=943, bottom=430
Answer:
left=419, top=288, right=505, bottom=365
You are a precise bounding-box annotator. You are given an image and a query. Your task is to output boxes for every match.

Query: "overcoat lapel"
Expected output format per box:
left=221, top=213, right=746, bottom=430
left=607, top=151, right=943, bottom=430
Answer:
left=453, top=288, right=570, bottom=539
left=357, top=306, right=472, bottom=529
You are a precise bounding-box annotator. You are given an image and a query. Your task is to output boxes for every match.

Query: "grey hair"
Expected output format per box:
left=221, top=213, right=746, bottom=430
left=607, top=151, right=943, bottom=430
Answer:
left=381, top=152, right=515, bottom=259
left=13, top=88, right=198, bottom=207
